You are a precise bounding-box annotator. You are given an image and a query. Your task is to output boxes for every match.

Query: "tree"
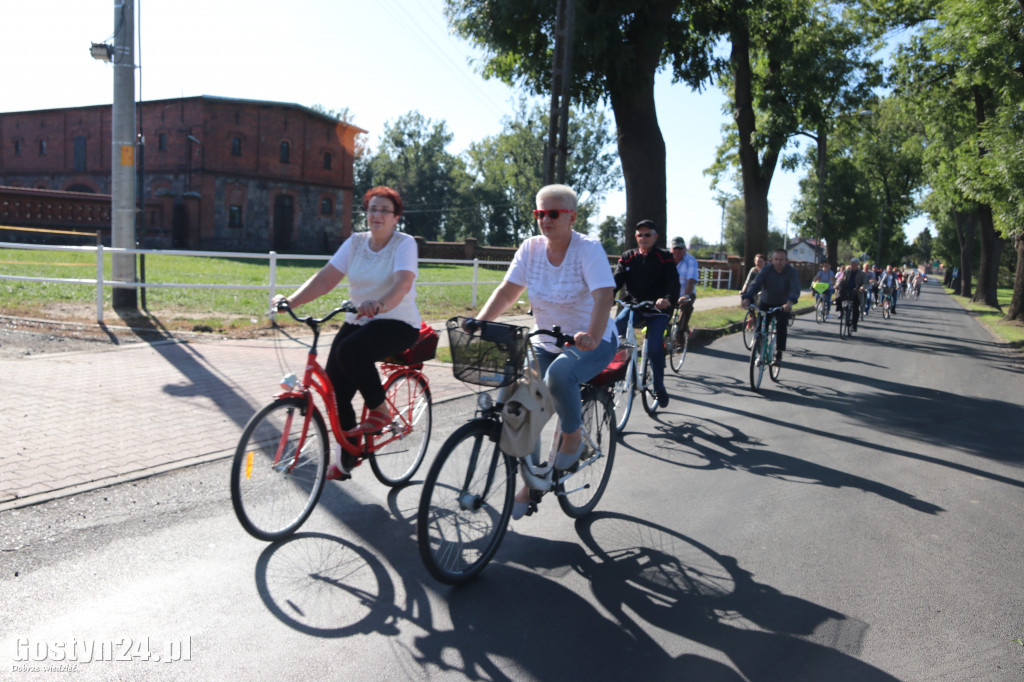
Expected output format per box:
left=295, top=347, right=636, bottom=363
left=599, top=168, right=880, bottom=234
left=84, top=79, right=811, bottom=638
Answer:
left=356, top=112, right=471, bottom=241
left=598, top=214, right=626, bottom=254
left=707, top=0, right=882, bottom=273
left=723, top=195, right=746, bottom=256
left=444, top=0, right=719, bottom=249
left=911, top=228, right=934, bottom=266
left=464, top=100, right=621, bottom=246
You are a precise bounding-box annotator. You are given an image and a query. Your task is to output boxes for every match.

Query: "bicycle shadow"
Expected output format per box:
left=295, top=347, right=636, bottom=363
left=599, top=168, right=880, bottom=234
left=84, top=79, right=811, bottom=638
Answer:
left=572, top=512, right=902, bottom=681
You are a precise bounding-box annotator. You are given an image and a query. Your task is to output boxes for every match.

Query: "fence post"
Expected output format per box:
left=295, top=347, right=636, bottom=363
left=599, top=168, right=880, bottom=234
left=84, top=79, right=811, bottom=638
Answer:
left=96, top=243, right=104, bottom=324
left=268, top=250, right=278, bottom=311
left=472, top=258, right=480, bottom=309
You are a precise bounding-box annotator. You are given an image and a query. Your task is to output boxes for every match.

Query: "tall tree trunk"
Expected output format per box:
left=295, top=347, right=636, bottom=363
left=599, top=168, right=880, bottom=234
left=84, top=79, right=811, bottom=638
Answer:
left=1007, top=234, right=1024, bottom=321
left=971, top=203, right=1003, bottom=306
left=609, top=85, right=666, bottom=250
left=731, top=18, right=778, bottom=272
left=954, top=209, right=975, bottom=298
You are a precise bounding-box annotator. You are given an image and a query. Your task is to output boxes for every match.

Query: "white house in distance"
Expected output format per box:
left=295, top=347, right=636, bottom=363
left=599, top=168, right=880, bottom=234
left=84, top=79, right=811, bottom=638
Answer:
left=787, top=237, right=824, bottom=263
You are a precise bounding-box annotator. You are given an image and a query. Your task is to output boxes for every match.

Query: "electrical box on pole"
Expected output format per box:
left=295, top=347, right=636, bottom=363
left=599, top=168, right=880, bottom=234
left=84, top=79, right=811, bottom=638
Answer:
left=111, top=0, right=137, bottom=309
left=543, top=0, right=575, bottom=186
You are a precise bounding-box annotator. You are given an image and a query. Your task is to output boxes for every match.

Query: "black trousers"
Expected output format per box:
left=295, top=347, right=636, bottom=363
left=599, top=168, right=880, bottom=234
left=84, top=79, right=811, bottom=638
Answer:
left=324, top=319, right=419, bottom=429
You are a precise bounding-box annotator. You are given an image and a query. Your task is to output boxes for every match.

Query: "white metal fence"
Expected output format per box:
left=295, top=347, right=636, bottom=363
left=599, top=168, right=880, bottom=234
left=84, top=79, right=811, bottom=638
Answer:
left=700, top=267, right=732, bottom=290
left=0, top=242, right=505, bottom=323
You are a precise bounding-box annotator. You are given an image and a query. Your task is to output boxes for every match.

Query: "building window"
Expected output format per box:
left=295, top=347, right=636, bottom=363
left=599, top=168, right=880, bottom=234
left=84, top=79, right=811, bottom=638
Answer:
left=228, top=205, right=243, bottom=228
left=158, top=133, right=167, bottom=151
left=280, top=141, right=290, bottom=163
left=323, top=152, right=332, bottom=169
left=14, top=140, right=22, bottom=156
left=320, top=198, right=333, bottom=216
left=231, top=136, right=242, bottom=156
left=73, top=136, right=87, bottom=172
left=38, top=139, right=47, bottom=155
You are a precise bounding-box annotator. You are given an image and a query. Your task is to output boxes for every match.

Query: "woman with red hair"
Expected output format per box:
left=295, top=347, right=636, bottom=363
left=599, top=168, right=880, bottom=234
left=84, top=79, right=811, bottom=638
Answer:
left=274, top=186, right=421, bottom=480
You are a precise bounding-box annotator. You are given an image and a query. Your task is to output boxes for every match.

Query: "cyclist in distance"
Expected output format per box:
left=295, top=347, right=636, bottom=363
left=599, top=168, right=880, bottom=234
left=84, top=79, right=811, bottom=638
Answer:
left=812, top=260, right=836, bottom=318
left=272, top=186, right=421, bottom=481
left=741, top=253, right=767, bottom=303
left=878, top=264, right=898, bottom=315
left=836, top=258, right=867, bottom=330
left=740, top=248, right=800, bottom=363
left=474, top=184, right=616, bottom=520
left=670, top=236, right=699, bottom=345
left=614, top=220, right=681, bottom=407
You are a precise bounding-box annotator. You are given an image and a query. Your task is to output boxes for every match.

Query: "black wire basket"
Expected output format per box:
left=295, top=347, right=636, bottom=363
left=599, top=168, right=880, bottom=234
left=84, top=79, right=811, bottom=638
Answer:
left=446, top=317, right=528, bottom=388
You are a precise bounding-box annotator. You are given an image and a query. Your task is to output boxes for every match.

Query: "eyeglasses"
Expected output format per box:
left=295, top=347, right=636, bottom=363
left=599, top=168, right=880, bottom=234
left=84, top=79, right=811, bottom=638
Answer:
left=635, top=232, right=655, bottom=238
left=366, top=207, right=394, bottom=215
left=533, top=209, right=572, bottom=220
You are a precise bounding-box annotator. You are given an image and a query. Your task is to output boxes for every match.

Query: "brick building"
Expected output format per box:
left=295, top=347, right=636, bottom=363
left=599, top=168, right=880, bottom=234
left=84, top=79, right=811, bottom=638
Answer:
left=0, top=95, right=365, bottom=252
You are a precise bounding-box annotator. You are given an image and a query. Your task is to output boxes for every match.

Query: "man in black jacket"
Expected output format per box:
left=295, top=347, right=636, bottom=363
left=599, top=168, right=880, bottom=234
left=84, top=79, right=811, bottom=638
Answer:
left=741, top=248, right=801, bottom=363
left=614, top=220, right=680, bottom=407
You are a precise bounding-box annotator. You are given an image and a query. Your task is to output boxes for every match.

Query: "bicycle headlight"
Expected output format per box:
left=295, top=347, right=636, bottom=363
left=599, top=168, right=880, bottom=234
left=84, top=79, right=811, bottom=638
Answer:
left=477, top=392, right=493, bottom=411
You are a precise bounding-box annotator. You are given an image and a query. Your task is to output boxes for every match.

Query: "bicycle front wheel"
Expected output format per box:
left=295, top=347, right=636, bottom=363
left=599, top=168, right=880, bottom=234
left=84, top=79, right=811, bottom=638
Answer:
left=611, top=357, right=636, bottom=434
left=231, top=397, right=328, bottom=541
left=668, top=317, right=688, bottom=373
left=749, top=336, right=765, bottom=392
left=742, top=309, right=756, bottom=349
left=883, top=299, right=891, bottom=319
left=639, top=347, right=659, bottom=416
left=558, top=387, right=616, bottom=518
left=767, top=324, right=781, bottom=382
left=815, top=299, right=824, bottom=324
left=417, top=420, right=515, bottom=585
left=839, top=307, right=848, bottom=339
left=368, top=370, right=432, bottom=486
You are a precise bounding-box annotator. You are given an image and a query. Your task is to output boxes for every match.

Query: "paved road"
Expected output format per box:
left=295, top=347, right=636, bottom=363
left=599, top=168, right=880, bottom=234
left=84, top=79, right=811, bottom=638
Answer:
left=2, top=280, right=1022, bottom=680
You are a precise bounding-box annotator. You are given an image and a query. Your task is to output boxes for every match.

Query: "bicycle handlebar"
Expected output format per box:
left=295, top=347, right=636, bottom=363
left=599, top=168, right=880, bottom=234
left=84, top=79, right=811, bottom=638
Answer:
left=616, top=299, right=668, bottom=316
left=274, top=300, right=358, bottom=328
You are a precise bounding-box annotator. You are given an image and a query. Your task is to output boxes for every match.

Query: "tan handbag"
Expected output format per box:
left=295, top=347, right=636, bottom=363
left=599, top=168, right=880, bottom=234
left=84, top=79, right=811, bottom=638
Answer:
left=499, top=367, right=555, bottom=458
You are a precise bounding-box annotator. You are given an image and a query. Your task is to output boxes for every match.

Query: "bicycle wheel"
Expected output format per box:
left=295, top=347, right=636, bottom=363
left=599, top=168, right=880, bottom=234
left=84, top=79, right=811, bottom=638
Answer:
left=368, top=370, right=432, bottom=486
left=231, top=397, right=328, bottom=541
left=815, top=298, right=824, bottom=324
left=611, top=355, right=636, bottom=434
left=742, top=308, right=756, bottom=350
left=558, top=387, right=616, bottom=518
left=883, top=298, right=891, bottom=319
left=668, top=316, right=688, bottom=374
left=787, top=310, right=795, bottom=327
left=767, top=322, right=781, bottom=382
left=417, top=420, right=515, bottom=585
left=639, top=345, right=659, bottom=416
left=749, top=335, right=765, bottom=392
left=839, top=305, right=848, bottom=339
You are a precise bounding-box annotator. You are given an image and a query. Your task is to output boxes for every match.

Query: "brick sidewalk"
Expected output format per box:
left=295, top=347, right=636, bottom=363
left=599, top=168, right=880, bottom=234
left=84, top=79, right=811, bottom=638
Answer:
left=0, top=297, right=750, bottom=511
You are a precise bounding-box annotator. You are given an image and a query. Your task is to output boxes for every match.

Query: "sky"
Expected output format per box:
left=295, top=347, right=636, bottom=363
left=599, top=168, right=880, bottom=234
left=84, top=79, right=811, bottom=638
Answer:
left=4, top=0, right=906, bottom=248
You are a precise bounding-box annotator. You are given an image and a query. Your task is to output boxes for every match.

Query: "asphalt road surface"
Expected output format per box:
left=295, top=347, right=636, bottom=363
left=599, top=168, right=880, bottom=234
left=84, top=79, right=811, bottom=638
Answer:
left=2, top=279, right=1022, bottom=681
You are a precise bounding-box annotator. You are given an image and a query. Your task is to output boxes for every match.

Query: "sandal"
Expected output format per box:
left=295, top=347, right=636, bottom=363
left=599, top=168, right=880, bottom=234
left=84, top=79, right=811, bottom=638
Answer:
left=351, top=410, right=392, bottom=435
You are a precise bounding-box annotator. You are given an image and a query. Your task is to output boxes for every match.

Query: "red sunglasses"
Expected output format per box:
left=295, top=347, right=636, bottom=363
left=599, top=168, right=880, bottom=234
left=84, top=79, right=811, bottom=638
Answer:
left=533, top=209, right=573, bottom=220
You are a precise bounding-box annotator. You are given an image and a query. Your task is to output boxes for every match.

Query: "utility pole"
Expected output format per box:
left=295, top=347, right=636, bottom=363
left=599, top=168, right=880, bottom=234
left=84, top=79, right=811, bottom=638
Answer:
left=111, top=0, right=137, bottom=309
left=543, top=0, right=574, bottom=185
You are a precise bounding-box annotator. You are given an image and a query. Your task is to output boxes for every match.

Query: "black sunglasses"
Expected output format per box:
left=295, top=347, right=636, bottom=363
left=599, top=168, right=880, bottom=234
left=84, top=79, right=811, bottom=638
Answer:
left=533, top=209, right=572, bottom=220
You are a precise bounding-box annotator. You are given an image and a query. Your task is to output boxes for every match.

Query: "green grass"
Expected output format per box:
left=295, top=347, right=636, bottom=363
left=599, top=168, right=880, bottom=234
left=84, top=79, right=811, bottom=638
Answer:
left=945, top=286, right=1024, bottom=348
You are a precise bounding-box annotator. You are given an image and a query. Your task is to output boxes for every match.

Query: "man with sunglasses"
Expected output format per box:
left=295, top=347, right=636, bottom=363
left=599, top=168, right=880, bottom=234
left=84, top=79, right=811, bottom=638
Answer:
left=613, top=220, right=680, bottom=407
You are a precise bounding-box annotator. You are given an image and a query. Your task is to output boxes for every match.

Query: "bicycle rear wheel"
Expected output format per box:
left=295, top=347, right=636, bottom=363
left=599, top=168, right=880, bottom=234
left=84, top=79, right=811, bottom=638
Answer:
left=639, top=347, right=659, bottom=416
left=611, top=357, right=636, bottom=434
left=368, top=370, right=432, bottom=486
left=749, top=336, right=765, bottom=392
left=231, top=397, right=328, bottom=541
left=417, top=420, right=515, bottom=585
left=558, top=387, right=616, bottom=518
left=742, top=309, right=756, bottom=349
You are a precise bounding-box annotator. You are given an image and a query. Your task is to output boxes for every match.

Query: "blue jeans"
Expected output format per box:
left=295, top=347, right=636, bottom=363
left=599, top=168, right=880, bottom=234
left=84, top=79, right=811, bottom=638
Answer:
left=533, top=338, right=616, bottom=434
left=614, top=307, right=669, bottom=393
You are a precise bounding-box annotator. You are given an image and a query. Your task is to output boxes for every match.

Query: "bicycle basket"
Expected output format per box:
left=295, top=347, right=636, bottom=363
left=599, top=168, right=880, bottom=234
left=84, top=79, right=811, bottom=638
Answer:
left=447, top=317, right=528, bottom=388
left=811, top=281, right=830, bottom=294
left=385, top=322, right=439, bottom=365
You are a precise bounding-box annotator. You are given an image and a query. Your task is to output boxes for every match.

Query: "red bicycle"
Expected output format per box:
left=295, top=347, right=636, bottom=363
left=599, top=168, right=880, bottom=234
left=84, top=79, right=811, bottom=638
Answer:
left=231, top=301, right=434, bottom=541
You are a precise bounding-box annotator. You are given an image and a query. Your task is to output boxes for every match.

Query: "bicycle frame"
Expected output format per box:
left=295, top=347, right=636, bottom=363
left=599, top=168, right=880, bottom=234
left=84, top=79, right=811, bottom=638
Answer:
left=274, top=305, right=429, bottom=461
